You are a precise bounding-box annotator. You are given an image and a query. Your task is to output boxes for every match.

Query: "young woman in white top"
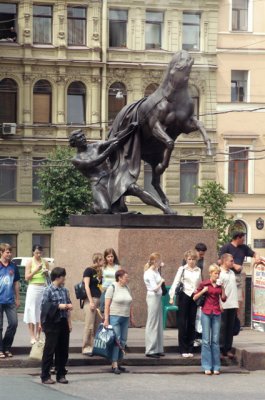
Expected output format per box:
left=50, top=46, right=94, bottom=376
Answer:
left=169, top=249, right=201, bottom=358
left=143, top=252, right=165, bottom=359
left=100, top=248, right=120, bottom=313
left=24, top=245, right=49, bottom=344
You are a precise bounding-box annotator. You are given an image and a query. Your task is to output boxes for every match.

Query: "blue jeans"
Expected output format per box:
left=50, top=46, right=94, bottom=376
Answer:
left=109, top=315, right=129, bottom=362
left=201, top=311, right=221, bottom=371
left=0, top=303, right=18, bottom=352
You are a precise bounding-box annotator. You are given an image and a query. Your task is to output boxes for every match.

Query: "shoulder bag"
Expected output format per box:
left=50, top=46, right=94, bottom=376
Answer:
left=74, top=281, right=87, bottom=309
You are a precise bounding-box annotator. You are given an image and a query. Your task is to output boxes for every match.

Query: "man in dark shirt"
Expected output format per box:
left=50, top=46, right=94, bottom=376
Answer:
left=40, top=267, right=72, bottom=385
left=219, top=231, right=259, bottom=308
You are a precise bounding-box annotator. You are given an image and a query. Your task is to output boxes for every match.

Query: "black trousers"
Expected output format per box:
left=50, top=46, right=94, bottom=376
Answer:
left=178, top=292, right=197, bottom=354
left=41, top=318, right=70, bottom=381
left=220, top=308, right=237, bottom=355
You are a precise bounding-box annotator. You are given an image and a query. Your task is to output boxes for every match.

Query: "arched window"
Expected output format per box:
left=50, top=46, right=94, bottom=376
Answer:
left=144, top=83, right=159, bottom=97
left=33, top=80, right=52, bottom=124
left=189, top=85, right=199, bottom=118
left=67, top=81, right=86, bottom=124
left=230, top=219, right=248, bottom=243
left=108, top=82, right=127, bottom=124
left=0, top=78, right=18, bottom=123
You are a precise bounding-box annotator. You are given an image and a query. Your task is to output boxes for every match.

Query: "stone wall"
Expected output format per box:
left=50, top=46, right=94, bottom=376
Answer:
left=54, top=226, right=218, bottom=326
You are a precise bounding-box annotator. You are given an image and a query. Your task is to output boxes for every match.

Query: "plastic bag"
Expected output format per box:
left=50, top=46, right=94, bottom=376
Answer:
left=92, top=323, right=116, bottom=359
left=195, top=307, right=202, bottom=334
left=29, top=340, right=45, bottom=361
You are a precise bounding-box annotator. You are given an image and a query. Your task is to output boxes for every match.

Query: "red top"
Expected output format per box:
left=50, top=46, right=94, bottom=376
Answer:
left=195, top=279, right=226, bottom=315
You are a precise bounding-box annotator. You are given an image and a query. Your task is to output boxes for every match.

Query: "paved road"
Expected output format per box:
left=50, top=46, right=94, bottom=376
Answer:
left=1, top=371, right=265, bottom=400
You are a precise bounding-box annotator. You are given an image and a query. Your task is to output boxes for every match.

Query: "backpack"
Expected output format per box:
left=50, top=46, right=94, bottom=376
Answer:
left=74, top=281, right=87, bottom=309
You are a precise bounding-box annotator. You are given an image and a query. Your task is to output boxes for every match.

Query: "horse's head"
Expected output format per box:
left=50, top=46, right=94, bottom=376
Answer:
left=165, top=50, right=194, bottom=89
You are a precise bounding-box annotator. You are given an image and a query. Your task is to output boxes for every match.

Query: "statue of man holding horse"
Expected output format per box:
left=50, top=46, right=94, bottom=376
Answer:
left=70, top=50, right=212, bottom=215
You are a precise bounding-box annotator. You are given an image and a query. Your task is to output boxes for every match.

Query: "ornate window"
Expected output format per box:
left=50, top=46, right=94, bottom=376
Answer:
left=32, top=234, right=51, bottom=257
left=232, top=0, right=249, bottom=31
left=109, top=9, right=127, bottom=48
left=0, top=157, right=17, bottom=202
left=182, top=13, right=201, bottom=51
left=230, top=219, right=248, bottom=244
left=189, top=85, right=200, bottom=118
left=33, top=5, right=52, bottom=44
left=67, top=6, right=86, bottom=46
left=228, top=147, right=249, bottom=193
left=0, top=78, right=17, bottom=123
left=145, top=11, right=163, bottom=49
left=180, top=160, right=199, bottom=203
left=32, top=157, right=44, bottom=202
left=0, top=234, right=17, bottom=256
left=231, top=70, right=248, bottom=102
left=144, top=83, right=159, bottom=97
left=0, top=3, right=17, bottom=42
left=33, top=80, right=52, bottom=124
left=108, top=82, right=127, bottom=124
left=67, top=81, right=86, bottom=125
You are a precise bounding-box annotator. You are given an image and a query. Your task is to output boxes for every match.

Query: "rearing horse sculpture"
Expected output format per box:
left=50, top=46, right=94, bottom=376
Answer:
left=107, top=50, right=212, bottom=214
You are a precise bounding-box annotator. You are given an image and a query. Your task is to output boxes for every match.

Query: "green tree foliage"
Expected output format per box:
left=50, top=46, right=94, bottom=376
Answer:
left=36, top=146, right=92, bottom=228
left=195, top=181, right=234, bottom=250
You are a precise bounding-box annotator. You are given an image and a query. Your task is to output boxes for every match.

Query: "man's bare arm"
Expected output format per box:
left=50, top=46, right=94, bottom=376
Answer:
left=72, top=141, right=118, bottom=169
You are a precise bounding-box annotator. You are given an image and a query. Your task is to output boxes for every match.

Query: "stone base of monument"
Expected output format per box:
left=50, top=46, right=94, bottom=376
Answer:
left=54, top=215, right=217, bottom=326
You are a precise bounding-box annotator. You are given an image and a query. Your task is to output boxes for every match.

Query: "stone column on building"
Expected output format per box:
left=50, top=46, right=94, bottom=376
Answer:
left=91, top=73, right=101, bottom=137
left=56, top=67, right=66, bottom=127
left=23, top=67, right=32, bottom=136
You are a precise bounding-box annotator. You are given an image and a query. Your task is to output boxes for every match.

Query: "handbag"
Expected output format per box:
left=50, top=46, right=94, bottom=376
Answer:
left=161, top=282, right=168, bottom=296
left=92, top=323, right=116, bottom=359
left=195, top=293, right=206, bottom=307
left=74, top=281, right=87, bottom=308
left=175, top=267, right=185, bottom=296
left=29, top=340, right=45, bottom=361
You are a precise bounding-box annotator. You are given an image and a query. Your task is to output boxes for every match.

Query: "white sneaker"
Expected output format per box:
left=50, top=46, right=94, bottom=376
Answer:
left=188, top=353, right=194, bottom=358
left=182, top=353, right=190, bottom=358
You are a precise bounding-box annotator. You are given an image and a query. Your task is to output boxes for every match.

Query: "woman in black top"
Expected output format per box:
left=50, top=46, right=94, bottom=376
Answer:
left=82, top=253, right=103, bottom=355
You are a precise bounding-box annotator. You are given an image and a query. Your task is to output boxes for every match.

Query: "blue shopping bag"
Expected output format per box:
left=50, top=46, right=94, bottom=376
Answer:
left=92, top=323, right=116, bottom=359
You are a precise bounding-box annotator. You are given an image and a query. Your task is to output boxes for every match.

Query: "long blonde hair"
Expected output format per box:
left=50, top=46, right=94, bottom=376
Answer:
left=144, top=252, right=161, bottom=271
left=92, top=252, right=103, bottom=280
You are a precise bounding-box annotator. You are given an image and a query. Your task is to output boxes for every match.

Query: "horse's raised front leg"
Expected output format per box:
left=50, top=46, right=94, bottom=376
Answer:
left=152, top=121, right=174, bottom=175
left=151, top=166, right=176, bottom=213
left=192, top=117, right=212, bottom=156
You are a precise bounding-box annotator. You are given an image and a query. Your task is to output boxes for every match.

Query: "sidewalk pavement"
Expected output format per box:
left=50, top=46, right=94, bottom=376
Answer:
left=11, top=315, right=265, bottom=371
left=12, top=314, right=265, bottom=349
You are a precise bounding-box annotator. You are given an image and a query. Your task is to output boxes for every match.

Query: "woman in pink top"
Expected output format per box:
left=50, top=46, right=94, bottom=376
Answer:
left=194, top=264, right=226, bottom=375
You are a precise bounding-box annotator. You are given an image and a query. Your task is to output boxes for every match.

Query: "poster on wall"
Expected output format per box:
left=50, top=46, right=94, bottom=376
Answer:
left=252, top=261, right=265, bottom=332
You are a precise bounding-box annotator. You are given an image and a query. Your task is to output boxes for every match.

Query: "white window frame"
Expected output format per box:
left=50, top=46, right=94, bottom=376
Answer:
left=229, top=0, right=253, bottom=32
left=224, top=144, right=254, bottom=194
left=231, top=70, right=249, bottom=103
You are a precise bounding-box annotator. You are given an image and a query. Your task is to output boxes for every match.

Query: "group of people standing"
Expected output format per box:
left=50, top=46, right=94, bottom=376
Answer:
left=0, top=231, right=261, bottom=383
left=143, top=232, right=260, bottom=375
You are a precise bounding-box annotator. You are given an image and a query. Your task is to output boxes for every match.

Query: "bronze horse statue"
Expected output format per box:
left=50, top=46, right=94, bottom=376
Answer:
left=107, top=50, right=212, bottom=214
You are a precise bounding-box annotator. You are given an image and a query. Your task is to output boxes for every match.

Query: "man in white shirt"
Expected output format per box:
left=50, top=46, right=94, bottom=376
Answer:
left=218, top=253, right=238, bottom=359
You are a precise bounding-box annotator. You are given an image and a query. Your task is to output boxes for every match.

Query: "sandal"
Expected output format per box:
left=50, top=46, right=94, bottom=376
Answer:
left=4, top=351, right=13, bottom=358
left=0, top=352, right=6, bottom=359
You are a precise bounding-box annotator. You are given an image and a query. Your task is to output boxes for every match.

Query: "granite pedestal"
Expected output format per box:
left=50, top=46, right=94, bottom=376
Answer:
left=54, top=215, right=218, bottom=326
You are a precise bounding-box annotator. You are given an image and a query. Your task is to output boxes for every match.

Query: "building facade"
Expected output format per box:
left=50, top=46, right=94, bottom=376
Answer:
left=217, top=0, right=265, bottom=273
left=0, top=0, right=219, bottom=256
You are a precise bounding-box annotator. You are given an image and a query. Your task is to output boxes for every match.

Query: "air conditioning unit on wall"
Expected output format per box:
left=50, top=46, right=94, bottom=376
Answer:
left=2, top=123, right=16, bottom=135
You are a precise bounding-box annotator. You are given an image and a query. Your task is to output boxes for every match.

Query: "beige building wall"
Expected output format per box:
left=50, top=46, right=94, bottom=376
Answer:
left=217, top=0, right=265, bottom=262
left=0, top=0, right=219, bottom=257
